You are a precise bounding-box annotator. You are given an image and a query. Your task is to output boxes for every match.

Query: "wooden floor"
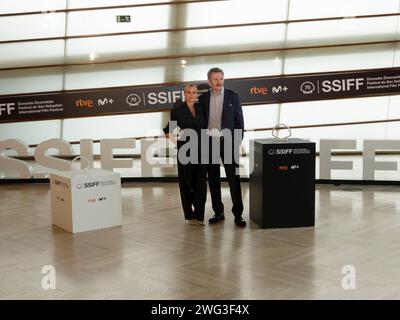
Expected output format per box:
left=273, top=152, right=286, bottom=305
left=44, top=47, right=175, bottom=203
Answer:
left=1, top=182, right=400, bottom=299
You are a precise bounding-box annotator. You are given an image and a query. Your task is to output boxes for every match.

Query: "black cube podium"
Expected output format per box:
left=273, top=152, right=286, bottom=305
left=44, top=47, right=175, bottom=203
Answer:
left=249, top=138, right=315, bottom=228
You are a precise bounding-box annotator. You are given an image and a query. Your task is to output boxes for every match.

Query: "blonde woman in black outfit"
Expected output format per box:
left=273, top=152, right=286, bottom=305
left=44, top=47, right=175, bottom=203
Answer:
left=164, top=84, right=207, bottom=226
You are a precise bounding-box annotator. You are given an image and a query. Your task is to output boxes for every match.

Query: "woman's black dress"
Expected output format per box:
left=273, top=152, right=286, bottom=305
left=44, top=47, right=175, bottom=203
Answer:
left=164, top=102, right=207, bottom=221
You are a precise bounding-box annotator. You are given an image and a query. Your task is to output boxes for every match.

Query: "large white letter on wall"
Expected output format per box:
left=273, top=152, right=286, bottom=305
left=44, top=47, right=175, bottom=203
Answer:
left=320, top=139, right=357, bottom=179
left=100, top=138, right=135, bottom=171
left=34, top=139, right=73, bottom=172
left=0, top=139, right=31, bottom=178
left=363, top=140, right=400, bottom=180
left=80, top=139, right=94, bottom=169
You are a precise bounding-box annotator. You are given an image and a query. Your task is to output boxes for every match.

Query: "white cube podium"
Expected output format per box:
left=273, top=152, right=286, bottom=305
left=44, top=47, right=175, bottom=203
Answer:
left=50, top=168, right=122, bottom=233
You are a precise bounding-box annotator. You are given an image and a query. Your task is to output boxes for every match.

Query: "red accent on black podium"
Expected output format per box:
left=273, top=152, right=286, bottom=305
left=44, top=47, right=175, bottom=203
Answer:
left=249, top=138, right=315, bottom=228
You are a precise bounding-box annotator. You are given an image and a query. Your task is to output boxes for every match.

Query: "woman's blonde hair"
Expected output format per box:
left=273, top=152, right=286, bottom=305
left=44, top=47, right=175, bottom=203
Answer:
left=184, top=83, right=198, bottom=93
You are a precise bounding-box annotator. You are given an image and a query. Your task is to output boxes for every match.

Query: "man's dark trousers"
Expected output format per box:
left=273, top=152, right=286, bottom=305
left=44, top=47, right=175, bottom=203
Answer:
left=207, top=136, right=243, bottom=218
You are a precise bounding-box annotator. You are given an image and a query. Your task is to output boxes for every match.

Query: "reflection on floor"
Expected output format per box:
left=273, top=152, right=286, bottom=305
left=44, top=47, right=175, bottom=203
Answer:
left=0, top=182, right=400, bottom=299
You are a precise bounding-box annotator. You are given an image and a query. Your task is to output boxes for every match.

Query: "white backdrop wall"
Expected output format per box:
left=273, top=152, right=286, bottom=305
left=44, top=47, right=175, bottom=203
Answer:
left=1, top=0, right=400, bottom=179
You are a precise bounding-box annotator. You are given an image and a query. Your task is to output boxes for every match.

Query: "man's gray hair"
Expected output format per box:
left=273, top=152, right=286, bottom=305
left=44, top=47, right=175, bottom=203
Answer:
left=207, top=67, right=224, bottom=80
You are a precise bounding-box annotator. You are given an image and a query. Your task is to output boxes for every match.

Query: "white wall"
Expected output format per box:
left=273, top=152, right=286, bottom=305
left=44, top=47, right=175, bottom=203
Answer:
left=1, top=0, right=400, bottom=179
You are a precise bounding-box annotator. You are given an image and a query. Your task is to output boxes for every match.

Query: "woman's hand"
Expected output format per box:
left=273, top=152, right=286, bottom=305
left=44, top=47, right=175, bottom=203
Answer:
left=165, top=132, right=177, bottom=145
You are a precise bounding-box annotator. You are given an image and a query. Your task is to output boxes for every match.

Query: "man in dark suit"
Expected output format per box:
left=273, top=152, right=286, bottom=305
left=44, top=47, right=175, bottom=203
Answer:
left=198, top=67, right=246, bottom=227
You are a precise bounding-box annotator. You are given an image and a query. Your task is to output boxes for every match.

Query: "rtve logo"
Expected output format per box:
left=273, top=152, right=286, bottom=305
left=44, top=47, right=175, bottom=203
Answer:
left=250, top=86, right=268, bottom=95
left=75, top=98, right=94, bottom=108
left=75, top=98, right=114, bottom=108
left=0, top=103, right=16, bottom=116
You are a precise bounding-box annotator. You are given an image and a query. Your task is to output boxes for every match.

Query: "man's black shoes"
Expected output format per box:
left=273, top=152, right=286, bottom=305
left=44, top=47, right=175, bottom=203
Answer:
left=234, top=217, right=246, bottom=228
left=208, top=214, right=225, bottom=224
left=208, top=214, right=246, bottom=227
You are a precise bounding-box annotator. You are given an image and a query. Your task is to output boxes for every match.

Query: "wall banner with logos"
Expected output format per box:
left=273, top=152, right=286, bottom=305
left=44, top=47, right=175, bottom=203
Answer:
left=1, top=67, right=400, bottom=123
